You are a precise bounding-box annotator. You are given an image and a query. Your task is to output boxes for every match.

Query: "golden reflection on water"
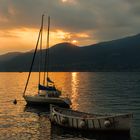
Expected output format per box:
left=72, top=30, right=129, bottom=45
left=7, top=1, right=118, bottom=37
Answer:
left=71, top=72, right=79, bottom=110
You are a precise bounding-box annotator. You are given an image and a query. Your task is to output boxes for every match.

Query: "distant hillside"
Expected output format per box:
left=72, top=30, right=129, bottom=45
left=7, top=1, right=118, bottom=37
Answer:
left=0, top=34, right=140, bottom=71
left=0, top=52, right=22, bottom=62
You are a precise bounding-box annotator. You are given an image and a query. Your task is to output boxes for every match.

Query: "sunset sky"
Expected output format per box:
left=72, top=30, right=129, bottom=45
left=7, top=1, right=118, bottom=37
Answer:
left=0, top=0, right=140, bottom=54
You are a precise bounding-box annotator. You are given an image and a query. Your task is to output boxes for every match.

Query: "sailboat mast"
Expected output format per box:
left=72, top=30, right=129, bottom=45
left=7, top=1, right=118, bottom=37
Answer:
left=43, top=16, right=50, bottom=86
left=38, top=14, right=44, bottom=93
left=46, top=16, right=50, bottom=86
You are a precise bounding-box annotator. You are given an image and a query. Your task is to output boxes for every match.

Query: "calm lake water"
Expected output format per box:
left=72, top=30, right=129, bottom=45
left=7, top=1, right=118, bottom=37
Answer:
left=0, top=72, right=140, bottom=140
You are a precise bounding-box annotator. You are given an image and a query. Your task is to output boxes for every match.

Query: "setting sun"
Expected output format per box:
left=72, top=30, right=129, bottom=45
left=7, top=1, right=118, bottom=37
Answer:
left=71, top=40, right=78, bottom=45
left=62, top=0, right=67, bottom=2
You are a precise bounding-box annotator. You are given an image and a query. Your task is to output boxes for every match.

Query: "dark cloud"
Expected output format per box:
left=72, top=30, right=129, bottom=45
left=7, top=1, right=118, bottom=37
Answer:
left=0, top=0, right=140, bottom=43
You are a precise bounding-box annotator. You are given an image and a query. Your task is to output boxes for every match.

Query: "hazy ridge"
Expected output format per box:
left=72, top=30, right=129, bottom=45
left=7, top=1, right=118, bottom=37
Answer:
left=0, top=34, right=140, bottom=72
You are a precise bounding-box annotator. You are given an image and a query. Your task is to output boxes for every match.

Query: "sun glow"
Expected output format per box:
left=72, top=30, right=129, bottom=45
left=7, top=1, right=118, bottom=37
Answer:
left=0, top=28, right=63, bottom=54
left=0, top=28, right=40, bottom=53
left=62, top=0, right=67, bottom=2
left=71, top=40, right=78, bottom=45
left=0, top=26, right=93, bottom=54
left=51, top=30, right=71, bottom=42
left=76, top=33, right=89, bottom=38
left=61, top=0, right=77, bottom=5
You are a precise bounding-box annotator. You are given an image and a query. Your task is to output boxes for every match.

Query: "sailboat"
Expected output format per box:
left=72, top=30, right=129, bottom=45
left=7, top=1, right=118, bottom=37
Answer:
left=23, top=15, right=71, bottom=108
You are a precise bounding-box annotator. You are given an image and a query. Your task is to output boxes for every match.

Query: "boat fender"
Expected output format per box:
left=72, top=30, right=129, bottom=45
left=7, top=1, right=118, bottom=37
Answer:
left=13, top=99, right=17, bottom=104
left=79, top=120, right=86, bottom=128
left=51, top=113, right=57, bottom=123
left=61, top=117, right=68, bottom=125
left=104, top=120, right=111, bottom=128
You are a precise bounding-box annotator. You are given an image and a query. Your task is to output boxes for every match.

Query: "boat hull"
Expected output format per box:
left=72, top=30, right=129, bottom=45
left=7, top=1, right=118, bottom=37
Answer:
left=50, top=106, right=133, bottom=132
left=24, top=95, right=71, bottom=108
left=51, top=124, right=131, bottom=140
left=51, top=123, right=131, bottom=137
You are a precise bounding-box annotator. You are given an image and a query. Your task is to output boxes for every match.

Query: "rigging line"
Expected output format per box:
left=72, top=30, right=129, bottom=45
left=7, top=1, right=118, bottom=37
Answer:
left=23, top=14, right=44, bottom=97
left=43, top=16, right=50, bottom=86
left=38, top=14, right=44, bottom=94
left=47, top=16, right=50, bottom=86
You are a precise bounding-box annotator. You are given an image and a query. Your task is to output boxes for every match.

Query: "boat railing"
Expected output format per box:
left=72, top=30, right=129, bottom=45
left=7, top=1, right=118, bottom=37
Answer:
left=52, top=106, right=133, bottom=120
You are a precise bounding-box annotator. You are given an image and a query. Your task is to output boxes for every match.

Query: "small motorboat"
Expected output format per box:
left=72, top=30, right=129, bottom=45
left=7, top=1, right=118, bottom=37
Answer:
left=50, top=105, right=133, bottom=132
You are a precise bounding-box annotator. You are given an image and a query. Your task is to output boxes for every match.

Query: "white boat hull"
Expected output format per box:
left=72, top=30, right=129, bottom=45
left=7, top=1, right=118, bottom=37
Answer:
left=24, top=95, right=71, bottom=108
left=50, top=105, right=133, bottom=131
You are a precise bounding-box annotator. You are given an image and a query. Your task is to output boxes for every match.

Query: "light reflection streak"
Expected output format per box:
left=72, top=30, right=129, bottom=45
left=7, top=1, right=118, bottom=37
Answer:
left=71, top=72, right=79, bottom=110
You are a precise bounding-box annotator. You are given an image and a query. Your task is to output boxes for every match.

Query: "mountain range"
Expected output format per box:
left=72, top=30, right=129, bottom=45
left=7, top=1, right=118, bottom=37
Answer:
left=0, top=33, right=140, bottom=72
